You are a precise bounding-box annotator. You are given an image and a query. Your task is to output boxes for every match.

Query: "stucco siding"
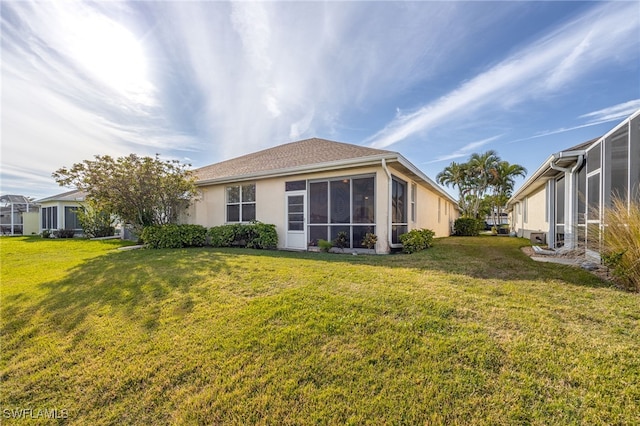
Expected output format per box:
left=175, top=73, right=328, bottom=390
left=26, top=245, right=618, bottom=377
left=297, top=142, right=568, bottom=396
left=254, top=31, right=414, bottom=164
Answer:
left=189, top=163, right=455, bottom=253
left=511, top=183, right=548, bottom=241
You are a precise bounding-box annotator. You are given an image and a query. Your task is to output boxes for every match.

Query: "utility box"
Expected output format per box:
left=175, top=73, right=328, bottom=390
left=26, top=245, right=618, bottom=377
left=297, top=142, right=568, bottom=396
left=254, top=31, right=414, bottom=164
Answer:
left=530, top=232, right=546, bottom=245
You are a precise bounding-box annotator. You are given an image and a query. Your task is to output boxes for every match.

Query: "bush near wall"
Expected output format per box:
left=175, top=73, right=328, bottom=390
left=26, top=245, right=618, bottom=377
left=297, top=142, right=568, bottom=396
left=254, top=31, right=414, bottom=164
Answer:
left=399, top=228, right=435, bottom=254
left=141, top=224, right=207, bottom=249
left=454, top=218, right=483, bottom=236
left=208, top=222, right=278, bottom=249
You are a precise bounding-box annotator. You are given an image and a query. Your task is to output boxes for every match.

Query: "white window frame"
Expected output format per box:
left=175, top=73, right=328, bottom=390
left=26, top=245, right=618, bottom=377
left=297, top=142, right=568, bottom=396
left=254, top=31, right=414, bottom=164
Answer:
left=225, top=183, right=256, bottom=223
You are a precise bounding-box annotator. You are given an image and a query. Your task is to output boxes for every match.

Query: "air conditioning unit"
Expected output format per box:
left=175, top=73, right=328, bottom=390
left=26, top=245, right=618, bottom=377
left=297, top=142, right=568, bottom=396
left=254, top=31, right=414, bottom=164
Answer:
left=530, top=232, right=545, bottom=245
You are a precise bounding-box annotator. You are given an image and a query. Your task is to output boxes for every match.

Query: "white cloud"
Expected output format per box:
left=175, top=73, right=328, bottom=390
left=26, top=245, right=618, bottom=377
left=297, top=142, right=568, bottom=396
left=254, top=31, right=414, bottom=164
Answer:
left=506, top=99, right=640, bottom=144
left=580, top=99, right=640, bottom=123
left=366, top=2, right=640, bottom=149
left=0, top=1, right=201, bottom=197
left=427, top=135, right=503, bottom=164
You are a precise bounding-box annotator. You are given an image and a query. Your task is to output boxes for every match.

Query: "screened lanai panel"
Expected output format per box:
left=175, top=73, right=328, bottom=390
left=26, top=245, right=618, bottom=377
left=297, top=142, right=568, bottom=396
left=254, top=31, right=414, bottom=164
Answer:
left=577, top=164, right=586, bottom=224
left=307, top=175, right=375, bottom=249
left=633, top=115, right=640, bottom=202
left=608, top=128, right=629, bottom=201
left=587, top=142, right=601, bottom=173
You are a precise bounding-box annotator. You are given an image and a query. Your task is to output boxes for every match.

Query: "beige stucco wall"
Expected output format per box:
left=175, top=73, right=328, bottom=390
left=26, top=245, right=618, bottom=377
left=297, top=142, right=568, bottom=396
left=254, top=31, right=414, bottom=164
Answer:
left=510, top=183, right=548, bottom=241
left=385, top=166, right=457, bottom=238
left=22, top=211, right=40, bottom=235
left=188, top=163, right=457, bottom=253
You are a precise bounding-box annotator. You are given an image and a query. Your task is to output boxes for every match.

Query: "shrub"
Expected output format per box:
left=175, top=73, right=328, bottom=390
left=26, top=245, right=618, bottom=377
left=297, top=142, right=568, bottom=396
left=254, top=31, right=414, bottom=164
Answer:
left=318, top=239, right=333, bottom=253
left=41, top=229, right=52, bottom=239
left=141, top=224, right=207, bottom=249
left=246, top=222, right=278, bottom=249
left=399, top=228, right=435, bottom=254
left=208, top=222, right=278, bottom=249
left=52, top=229, right=76, bottom=238
left=77, top=205, right=115, bottom=238
left=454, top=217, right=483, bottom=236
left=361, top=232, right=378, bottom=250
left=333, top=231, right=349, bottom=251
left=602, top=197, right=640, bottom=291
left=208, top=224, right=238, bottom=247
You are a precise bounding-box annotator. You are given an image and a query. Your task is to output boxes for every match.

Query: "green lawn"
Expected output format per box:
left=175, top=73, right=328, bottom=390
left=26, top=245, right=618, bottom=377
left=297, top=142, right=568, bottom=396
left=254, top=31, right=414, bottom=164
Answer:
left=1, top=236, right=638, bottom=425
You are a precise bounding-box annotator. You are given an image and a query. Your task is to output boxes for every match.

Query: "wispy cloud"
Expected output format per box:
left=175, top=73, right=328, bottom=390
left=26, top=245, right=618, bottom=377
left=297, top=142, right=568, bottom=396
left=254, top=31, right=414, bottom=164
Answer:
left=366, top=2, right=640, bottom=149
left=507, top=99, right=640, bottom=143
left=426, top=135, right=503, bottom=164
left=579, top=100, right=640, bottom=123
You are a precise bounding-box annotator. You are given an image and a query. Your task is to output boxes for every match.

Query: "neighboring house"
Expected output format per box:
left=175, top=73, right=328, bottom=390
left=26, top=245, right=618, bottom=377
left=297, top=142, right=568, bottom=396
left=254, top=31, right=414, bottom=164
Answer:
left=187, top=138, right=459, bottom=253
left=508, top=109, right=640, bottom=256
left=0, top=194, right=39, bottom=235
left=37, top=190, right=87, bottom=234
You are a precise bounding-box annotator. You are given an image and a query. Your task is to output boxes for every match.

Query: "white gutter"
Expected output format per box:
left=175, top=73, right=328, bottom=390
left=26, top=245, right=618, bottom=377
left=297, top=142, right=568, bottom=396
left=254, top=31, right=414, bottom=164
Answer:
left=548, top=150, right=585, bottom=174
left=381, top=158, right=395, bottom=250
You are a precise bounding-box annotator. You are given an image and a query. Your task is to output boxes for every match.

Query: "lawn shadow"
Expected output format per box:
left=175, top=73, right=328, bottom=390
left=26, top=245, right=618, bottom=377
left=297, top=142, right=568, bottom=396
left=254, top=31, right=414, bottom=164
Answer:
left=12, top=248, right=234, bottom=334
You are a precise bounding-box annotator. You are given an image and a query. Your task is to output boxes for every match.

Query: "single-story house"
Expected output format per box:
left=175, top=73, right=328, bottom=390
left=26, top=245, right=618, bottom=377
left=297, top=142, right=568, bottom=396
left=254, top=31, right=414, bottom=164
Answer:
left=186, top=138, right=459, bottom=253
left=508, top=109, right=640, bottom=257
left=0, top=194, right=39, bottom=235
left=37, top=190, right=87, bottom=234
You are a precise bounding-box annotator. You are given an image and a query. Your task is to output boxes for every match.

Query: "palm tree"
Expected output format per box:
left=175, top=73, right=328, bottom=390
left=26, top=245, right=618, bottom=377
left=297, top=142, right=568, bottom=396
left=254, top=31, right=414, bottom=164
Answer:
left=466, top=150, right=500, bottom=218
left=490, top=161, right=527, bottom=228
left=436, top=161, right=473, bottom=216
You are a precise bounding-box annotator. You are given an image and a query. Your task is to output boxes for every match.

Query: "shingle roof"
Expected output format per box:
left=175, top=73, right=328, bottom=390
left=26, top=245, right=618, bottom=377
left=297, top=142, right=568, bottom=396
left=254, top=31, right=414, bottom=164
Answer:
left=194, top=138, right=395, bottom=182
left=561, top=136, right=602, bottom=153
left=37, top=189, right=87, bottom=203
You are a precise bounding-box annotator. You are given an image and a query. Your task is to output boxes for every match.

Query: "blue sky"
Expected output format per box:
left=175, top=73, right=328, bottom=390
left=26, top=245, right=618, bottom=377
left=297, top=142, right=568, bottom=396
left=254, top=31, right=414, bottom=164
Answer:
left=2, top=1, right=639, bottom=200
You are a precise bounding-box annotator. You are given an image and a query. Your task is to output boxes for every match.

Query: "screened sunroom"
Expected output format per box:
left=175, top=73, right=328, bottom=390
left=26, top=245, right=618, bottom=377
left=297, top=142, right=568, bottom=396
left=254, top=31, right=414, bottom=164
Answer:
left=508, top=109, right=640, bottom=256
left=0, top=194, right=39, bottom=235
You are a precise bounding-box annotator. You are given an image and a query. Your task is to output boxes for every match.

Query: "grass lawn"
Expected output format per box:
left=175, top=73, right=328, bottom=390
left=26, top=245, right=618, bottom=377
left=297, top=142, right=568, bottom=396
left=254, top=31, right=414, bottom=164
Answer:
left=1, top=236, right=639, bottom=425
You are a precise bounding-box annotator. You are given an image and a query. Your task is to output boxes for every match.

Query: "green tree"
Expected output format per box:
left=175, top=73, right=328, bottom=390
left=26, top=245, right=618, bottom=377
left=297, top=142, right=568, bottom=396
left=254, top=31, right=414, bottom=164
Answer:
left=438, top=151, right=526, bottom=221
left=466, top=150, right=500, bottom=218
left=53, top=154, right=198, bottom=233
left=489, top=161, right=527, bottom=227
left=436, top=161, right=473, bottom=216
left=77, top=201, right=116, bottom=238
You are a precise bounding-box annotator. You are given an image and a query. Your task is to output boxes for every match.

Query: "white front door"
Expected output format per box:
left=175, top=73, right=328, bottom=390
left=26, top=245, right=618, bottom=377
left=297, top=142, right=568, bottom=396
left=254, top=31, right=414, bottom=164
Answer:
left=285, top=192, right=306, bottom=250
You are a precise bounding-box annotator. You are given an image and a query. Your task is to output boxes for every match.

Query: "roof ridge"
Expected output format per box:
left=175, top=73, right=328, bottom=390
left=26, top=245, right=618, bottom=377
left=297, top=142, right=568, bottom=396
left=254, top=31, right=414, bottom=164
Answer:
left=193, top=138, right=396, bottom=182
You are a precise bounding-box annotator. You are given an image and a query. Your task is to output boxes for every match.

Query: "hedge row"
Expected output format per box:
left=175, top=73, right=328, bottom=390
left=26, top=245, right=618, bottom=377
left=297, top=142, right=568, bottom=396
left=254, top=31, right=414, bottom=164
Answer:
left=141, top=224, right=208, bottom=249
left=141, top=222, right=278, bottom=250
left=208, top=222, right=278, bottom=249
left=453, top=218, right=484, bottom=236
left=399, top=228, right=435, bottom=254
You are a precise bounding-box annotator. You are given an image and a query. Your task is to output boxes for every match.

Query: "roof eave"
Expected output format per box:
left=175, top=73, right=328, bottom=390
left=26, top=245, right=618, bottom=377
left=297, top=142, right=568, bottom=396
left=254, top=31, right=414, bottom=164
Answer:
left=507, top=149, right=586, bottom=206
left=195, top=153, right=399, bottom=186
left=394, top=156, right=459, bottom=204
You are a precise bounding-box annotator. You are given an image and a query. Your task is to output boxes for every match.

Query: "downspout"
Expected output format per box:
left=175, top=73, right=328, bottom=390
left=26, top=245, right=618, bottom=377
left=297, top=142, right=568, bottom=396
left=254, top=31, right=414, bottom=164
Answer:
left=382, top=159, right=393, bottom=252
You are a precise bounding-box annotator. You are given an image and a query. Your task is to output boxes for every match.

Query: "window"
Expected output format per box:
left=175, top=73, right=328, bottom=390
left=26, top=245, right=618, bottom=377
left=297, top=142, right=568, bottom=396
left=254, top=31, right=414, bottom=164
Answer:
left=64, top=206, right=81, bottom=230
left=226, top=183, right=256, bottom=222
left=307, top=175, right=375, bottom=248
left=391, top=177, right=407, bottom=244
left=411, top=183, right=417, bottom=222
left=285, top=180, right=306, bottom=191
left=438, top=198, right=441, bottom=223
left=42, top=206, right=57, bottom=230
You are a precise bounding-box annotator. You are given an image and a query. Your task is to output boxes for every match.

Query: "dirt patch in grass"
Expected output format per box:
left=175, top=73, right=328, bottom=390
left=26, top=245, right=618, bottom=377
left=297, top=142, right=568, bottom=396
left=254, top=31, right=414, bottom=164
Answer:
left=521, top=246, right=613, bottom=283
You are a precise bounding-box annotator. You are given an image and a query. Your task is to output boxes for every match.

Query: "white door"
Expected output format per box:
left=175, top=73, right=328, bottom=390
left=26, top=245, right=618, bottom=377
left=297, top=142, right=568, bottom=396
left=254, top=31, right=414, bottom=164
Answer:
left=285, top=192, right=306, bottom=250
